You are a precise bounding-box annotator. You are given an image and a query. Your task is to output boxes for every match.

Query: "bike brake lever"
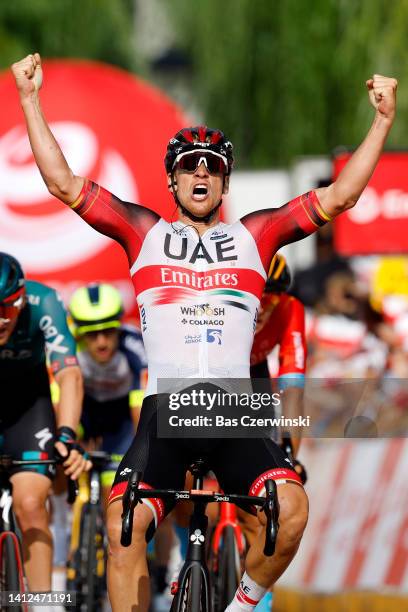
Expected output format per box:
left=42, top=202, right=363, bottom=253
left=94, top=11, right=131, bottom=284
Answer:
left=66, top=478, right=79, bottom=505
left=121, top=471, right=142, bottom=547
left=121, top=509, right=133, bottom=547
left=263, top=479, right=279, bottom=556
left=53, top=446, right=79, bottom=504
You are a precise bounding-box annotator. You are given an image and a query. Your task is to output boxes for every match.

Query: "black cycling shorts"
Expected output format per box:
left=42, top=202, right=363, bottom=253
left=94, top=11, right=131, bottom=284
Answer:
left=81, top=393, right=131, bottom=439
left=0, top=395, right=56, bottom=480
left=109, top=392, right=301, bottom=530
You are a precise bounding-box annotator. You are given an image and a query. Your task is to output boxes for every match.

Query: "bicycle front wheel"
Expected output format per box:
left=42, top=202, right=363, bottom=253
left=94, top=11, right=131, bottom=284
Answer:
left=66, top=502, right=105, bottom=612
left=0, top=533, right=26, bottom=611
left=211, top=525, right=243, bottom=611
left=170, top=565, right=207, bottom=612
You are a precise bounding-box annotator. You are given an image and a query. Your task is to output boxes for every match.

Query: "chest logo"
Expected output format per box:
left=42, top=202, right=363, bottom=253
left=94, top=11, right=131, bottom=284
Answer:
left=164, top=233, right=237, bottom=264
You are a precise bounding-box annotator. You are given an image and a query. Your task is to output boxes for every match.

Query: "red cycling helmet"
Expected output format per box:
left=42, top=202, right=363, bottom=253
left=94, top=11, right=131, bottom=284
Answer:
left=164, top=126, right=234, bottom=175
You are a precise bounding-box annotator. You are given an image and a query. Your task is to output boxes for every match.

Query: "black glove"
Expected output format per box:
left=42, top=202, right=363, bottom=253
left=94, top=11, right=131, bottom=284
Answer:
left=56, top=426, right=89, bottom=461
left=292, top=458, right=307, bottom=485
left=280, top=433, right=307, bottom=485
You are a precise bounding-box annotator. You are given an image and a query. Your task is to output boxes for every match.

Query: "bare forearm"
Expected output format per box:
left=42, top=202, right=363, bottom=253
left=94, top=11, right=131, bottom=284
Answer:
left=317, top=115, right=392, bottom=215
left=54, top=366, right=83, bottom=430
left=20, top=94, right=83, bottom=202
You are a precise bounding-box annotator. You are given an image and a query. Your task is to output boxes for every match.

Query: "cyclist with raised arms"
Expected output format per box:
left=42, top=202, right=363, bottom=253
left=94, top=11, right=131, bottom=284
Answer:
left=11, top=53, right=397, bottom=611
left=69, top=282, right=147, bottom=506
left=0, top=252, right=90, bottom=592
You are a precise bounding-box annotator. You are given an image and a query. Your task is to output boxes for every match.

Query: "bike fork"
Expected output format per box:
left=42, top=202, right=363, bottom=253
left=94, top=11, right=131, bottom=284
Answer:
left=172, top=502, right=211, bottom=611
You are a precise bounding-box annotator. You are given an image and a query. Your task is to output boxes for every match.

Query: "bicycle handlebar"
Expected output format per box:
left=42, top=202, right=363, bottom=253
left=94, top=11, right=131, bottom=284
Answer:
left=0, top=455, right=78, bottom=504
left=120, top=473, right=280, bottom=555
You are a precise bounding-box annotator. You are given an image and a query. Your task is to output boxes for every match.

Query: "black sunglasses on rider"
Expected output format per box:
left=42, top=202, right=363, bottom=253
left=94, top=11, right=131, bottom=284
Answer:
left=173, top=150, right=228, bottom=175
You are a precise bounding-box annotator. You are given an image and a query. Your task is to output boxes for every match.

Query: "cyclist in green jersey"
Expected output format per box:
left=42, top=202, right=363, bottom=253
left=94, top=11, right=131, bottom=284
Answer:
left=0, top=252, right=91, bottom=592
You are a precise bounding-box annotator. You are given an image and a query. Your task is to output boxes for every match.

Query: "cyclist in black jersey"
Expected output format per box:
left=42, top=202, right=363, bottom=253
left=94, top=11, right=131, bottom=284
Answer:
left=0, top=252, right=90, bottom=592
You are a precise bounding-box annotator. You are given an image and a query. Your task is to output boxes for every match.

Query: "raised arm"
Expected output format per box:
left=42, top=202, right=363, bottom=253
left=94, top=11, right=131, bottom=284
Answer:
left=316, top=74, right=397, bottom=216
left=242, top=74, right=397, bottom=274
left=12, top=53, right=160, bottom=266
left=11, top=53, right=84, bottom=203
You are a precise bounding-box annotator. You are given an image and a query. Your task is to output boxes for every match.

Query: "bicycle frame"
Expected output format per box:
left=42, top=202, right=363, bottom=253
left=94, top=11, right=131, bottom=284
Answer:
left=66, top=450, right=111, bottom=612
left=68, top=450, right=111, bottom=553
left=210, top=501, right=245, bottom=559
left=0, top=472, right=17, bottom=532
left=0, top=455, right=76, bottom=612
left=0, top=471, right=27, bottom=612
left=121, top=459, right=279, bottom=611
left=171, top=465, right=212, bottom=611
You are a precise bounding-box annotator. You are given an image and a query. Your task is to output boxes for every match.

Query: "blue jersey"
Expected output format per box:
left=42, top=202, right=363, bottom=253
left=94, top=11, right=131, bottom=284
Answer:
left=77, top=324, right=146, bottom=402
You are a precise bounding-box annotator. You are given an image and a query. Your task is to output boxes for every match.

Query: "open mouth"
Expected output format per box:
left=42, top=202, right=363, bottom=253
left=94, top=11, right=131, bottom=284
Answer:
left=192, top=184, right=208, bottom=201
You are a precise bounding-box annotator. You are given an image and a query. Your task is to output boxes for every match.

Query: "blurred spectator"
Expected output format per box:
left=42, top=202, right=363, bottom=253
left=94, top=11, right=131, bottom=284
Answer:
left=307, top=270, right=388, bottom=380
left=292, top=225, right=352, bottom=307
left=291, top=180, right=351, bottom=308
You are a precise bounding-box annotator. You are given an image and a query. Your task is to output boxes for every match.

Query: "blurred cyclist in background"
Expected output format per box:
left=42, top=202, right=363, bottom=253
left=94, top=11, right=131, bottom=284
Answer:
left=52, top=284, right=147, bottom=584
left=250, top=254, right=307, bottom=612
left=251, top=254, right=306, bottom=457
left=0, top=252, right=89, bottom=592
left=68, top=284, right=181, bottom=610
left=69, top=283, right=147, bottom=507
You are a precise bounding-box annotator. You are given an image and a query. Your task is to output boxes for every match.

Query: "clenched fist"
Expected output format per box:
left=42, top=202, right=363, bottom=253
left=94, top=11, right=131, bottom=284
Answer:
left=366, top=74, right=397, bottom=123
left=11, top=53, right=43, bottom=98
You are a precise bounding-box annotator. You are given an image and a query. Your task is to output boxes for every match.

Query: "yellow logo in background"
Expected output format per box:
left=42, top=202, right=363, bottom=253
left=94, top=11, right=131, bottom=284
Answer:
left=371, top=257, right=408, bottom=311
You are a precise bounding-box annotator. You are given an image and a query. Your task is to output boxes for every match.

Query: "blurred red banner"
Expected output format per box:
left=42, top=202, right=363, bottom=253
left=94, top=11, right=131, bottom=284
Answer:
left=333, top=151, right=408, bottom=255
left=281, top=439, right=408, bottom=592
left=0, top=60, right=189, bottom=315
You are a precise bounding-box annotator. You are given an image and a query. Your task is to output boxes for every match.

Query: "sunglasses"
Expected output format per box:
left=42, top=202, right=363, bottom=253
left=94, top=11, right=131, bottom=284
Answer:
left=0, top=292, right=25, bottom=323
left=173, top=150, right=228, bottom=175
left=84, top=328, right=119, bottom=339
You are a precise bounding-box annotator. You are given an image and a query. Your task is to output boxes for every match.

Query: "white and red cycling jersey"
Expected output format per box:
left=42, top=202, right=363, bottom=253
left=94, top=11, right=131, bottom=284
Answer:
left=307, top=313, right=387, bottom=378
left=69, top=180, right=330, bottom=395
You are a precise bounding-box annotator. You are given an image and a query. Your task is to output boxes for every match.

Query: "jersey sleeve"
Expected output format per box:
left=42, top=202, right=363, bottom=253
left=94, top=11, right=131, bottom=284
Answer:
left=69, top=179, right=160, bottom=266
left=278, top=297, right=307, bottom=388
left=241, top=191, right=332, bottom=272
left=39, top=288, right=79, bottom=375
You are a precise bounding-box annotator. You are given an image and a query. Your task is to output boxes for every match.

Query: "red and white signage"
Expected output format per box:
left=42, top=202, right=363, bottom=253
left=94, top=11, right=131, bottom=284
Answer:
left=0, top=60, right=190, bottom=315
left=334, top=152, right=408, bottom=255
left=281, top=439, right=408, bottom=592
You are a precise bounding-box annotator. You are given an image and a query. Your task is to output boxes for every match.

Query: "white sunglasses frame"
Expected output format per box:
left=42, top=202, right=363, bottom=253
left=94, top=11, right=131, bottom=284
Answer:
left=172, top=149, right=228, bottom=173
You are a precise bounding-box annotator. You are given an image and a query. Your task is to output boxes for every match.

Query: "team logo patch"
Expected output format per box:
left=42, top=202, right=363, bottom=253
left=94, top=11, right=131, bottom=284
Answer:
left=185, top=334, right=201, bottom=344
left=64, top=356, right=78, bottom=366
left=206, top=329, right=222, bottom=345
left=34, top=428, right=53, bottom=451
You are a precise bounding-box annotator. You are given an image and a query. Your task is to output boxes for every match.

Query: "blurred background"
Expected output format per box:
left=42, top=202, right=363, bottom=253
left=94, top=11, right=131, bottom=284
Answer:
left=1, top=1, right=408, bottom=610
